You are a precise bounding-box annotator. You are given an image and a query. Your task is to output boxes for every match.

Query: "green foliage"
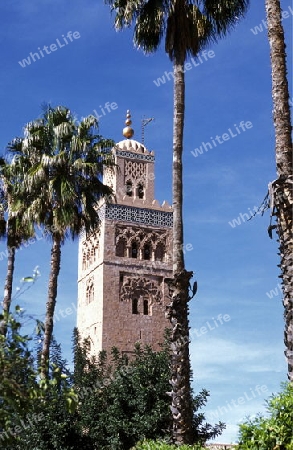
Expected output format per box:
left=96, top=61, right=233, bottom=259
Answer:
left=237, top=382, right=293, bottom=450
left=131, top=440, right=204, bottom=449
left=73, top=334, right=172, bottom=449
left=1, top=321, right=224, bottom=449
left=191, top=389, right=225, bottom=445
left=72, top=331, right=224, bottom=449
left=106, top=0, right=249, bottom=62
left=7, top=104, right=115, bottom=242
left=10, top=378, right=80, bottom=450
left=0, top=309, right=78, bottom=449
left=0, top=307, right=38, bottom=433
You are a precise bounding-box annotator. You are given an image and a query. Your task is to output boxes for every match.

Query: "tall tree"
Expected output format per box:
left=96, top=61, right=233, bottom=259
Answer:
left=8, top=106, right=115, bottom=378
left=265, top=0, right=293, bottom=382
left=0, top=157, right=34, bottom=336
left=105, top=0, right=249, bottom=443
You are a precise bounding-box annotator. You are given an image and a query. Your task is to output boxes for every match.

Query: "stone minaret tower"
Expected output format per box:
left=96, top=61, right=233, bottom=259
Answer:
left=77, top=111, right=173, bottom=356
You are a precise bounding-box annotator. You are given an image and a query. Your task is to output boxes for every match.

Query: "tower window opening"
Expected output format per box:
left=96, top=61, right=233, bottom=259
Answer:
left=132, top=298, right=138, bottom=314
left=116, top=238, right=126, bottom=257
left=86, top=280, right=94, bottom=305
left=126, top=180, right=133, bottom=197
left=90, top=247, right=95, bottom=265
left=82, top=252, right=87, bottom=270
left=143, top=299, right=149, bottom=315
left=131, top=242, right=138, bottom=258
left=155, top=243, right=165, bottom=261
left=143, top=243, right=151, bottom=260
left=137, top=183, right=144, bottom=199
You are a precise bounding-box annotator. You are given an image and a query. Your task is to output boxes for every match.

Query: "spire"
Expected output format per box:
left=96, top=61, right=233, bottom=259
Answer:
left=122, top=110, right=134, bottom=139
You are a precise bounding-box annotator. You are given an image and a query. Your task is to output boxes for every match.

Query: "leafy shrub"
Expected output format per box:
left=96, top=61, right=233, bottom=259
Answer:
left=1, top=321, right=225, bottom=449
left=237, top=382, right=293, bottom=450
left=73, top=331, right=224, bottom=449
left=1, top=309, right=78, bottom=450
left=131, top=439, right=205, bottom=449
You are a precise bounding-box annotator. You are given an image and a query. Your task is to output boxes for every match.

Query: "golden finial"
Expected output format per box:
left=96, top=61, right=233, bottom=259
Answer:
left=123, top=110, right=134, bottom=139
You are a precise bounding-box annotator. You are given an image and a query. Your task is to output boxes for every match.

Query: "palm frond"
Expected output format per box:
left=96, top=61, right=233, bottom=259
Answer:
left=5, top=105, right=116, bottom=243
left=202, top=0, right=249, bottom=41
left=107, top=0, right=249, bottom=62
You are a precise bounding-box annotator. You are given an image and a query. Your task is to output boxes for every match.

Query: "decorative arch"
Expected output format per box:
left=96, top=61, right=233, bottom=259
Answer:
left=131, top=240, right=139, bottom=258
left=120, top=276, right=162, bottom=306
left=143, top=242, right=151, bottom=260
left=90, top=246, right=95, bottom=265
left=116, top=237, right=127, bottom=257
left=86, top=278, right=94, bottom=305
left=125, top=179, right=133, bottom=197
left=82, top=249, right=87, bottom=270
left=155, top=242, right=165, bottom=261
left=136, top=182, right=144, bottom=199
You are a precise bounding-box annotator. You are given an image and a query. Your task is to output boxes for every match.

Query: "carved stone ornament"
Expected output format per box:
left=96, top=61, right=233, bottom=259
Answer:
left=120, top=276, right=162, bottom=304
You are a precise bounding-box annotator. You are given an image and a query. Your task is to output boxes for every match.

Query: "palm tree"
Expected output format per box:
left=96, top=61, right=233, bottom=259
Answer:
left=265, top=0, right=293, bottom=382
left=0, top=156, right=34, bottom=336
left=8, top=105, right=115, bottom=378
left=105, top=0, right=249, bottom=443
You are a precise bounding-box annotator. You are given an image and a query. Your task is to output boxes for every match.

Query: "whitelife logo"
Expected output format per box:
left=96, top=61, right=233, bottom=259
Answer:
left=18, top=31, right=81, bottom=68
left=207, top=385, right=269, bottom=420
left=191, top=120, right=253, bottom=158
left=250, top=5, right=293, bottom=35
left=153, top=49, right=215, bottom=87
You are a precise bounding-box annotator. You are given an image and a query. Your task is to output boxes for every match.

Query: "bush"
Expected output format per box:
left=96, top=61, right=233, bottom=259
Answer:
left=237, top=382, right=293, bottom=450
left=73, top=332, right=224, bottom=449
left=1, top=310, right=78, bottom=450
left=131, top=439, right=205, bottom=449
left=1, top=321, right=225, bottom=449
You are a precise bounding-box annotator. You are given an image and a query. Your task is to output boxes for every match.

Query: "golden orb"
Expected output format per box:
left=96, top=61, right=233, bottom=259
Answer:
left=122, top=110, right=134, bottom=138
left=123, top=126, right=134, bottom=138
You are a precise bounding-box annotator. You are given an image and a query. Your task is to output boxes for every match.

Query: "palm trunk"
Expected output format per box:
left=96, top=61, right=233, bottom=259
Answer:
left=0, top=244, right=16, bottom=336
left=265, top=0, right=293, bottom=382
left=166, top=60, right=194, bottom=444
left=40, top=234, right=61, bottom=379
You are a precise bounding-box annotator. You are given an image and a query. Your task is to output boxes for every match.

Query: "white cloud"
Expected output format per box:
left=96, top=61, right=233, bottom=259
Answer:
left=190, top=336, right=286, bottom=381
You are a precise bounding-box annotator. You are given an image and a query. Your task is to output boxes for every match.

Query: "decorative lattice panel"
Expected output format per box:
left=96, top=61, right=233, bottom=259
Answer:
left=116, top=150, right=155, bottom=162
left=99, top=204, right=173, bottom=227
left=125, top=160, right=146, bottom=180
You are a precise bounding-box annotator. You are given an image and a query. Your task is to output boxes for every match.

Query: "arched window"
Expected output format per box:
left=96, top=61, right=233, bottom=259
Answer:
left=94, top=245, right=99, bottom=261
left=131, top=241, right=138, bottom=258
left=86, top=280, right=94, bottom=305
left=126, top=180, right=133, bottom=197
left=90, top=247, right=95, bottom=265
left=82, top=251, right=87, bottom=270
left=143, top=243, right=151, bottom=260
left=86, top=248, right=91, bottom=268
left=155, top=243, right=165, bottom=261
left=137, top=183, right=144, bottom=199
left=116, top=238, right=126, bottom=257
left=132, top=298, right=138, bottom=314
left=143, top=299, right=149, bottom=315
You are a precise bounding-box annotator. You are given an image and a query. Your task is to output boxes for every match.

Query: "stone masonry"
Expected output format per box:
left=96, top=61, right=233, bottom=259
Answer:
left=77, top=118, right=173, bottom=356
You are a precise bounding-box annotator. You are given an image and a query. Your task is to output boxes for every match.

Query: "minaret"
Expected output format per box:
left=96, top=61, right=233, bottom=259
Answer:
left=77, top=111, right=173, bottom=355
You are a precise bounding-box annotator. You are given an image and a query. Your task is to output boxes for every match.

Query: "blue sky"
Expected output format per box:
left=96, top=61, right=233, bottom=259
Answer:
left=0, top=0, right=292, bottom=444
